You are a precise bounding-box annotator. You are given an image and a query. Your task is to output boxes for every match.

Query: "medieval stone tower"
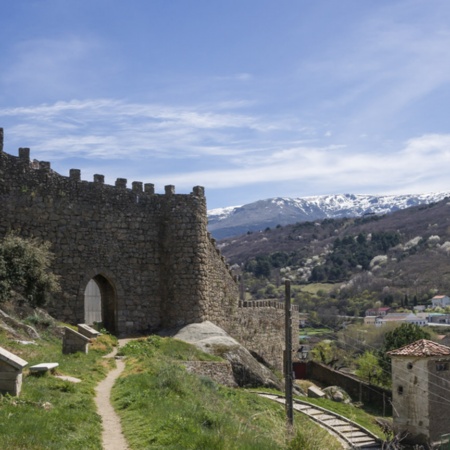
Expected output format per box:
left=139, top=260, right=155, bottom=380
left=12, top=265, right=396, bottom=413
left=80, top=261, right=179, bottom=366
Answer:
left=0, top=128, right=298, bottom=371
left=0, top=128, right=239, bottom=336
left=388, top=339, right=450, bottom=446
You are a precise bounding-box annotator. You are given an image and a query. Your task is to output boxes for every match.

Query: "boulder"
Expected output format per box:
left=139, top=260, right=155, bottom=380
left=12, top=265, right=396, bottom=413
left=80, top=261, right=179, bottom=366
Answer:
left=323, top=386, right=352, bottom=404
left=161, top=321, right=283, bottom=390
left=0, top=308, right=40, bottom=339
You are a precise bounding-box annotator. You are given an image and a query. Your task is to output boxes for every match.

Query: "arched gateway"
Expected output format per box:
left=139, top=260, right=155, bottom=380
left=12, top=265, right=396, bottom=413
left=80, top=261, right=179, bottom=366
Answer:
left=84, top=275, right=117, bottom=334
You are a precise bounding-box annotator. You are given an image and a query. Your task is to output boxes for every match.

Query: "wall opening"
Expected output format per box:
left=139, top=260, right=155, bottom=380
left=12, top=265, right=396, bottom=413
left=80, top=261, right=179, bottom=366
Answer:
left=84, top=280, right=101, bottom=326
left=84, top=275, right=117, bottom=334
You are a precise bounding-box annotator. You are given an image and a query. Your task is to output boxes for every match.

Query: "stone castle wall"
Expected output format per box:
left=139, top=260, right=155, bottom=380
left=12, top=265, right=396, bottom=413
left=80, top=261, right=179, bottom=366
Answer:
left=0, top=128, right=297, bottom=370
left=226, top=301, right=299, bottom=370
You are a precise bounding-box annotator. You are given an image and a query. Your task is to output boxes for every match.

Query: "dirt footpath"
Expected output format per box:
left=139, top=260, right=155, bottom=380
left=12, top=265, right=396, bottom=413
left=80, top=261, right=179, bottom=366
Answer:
left=95, top=340, right=130, bottom=450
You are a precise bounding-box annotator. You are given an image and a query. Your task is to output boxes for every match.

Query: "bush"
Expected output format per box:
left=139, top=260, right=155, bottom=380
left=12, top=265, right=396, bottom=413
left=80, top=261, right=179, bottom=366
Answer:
left=0, top=234, right=60, bottom=306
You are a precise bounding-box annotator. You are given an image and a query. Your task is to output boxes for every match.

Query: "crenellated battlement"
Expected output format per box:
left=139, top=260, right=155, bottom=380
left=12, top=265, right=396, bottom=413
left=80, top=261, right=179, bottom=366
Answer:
left=239, top=300, right=299, bottom=312
left=0, top=143, right=204, bottom=210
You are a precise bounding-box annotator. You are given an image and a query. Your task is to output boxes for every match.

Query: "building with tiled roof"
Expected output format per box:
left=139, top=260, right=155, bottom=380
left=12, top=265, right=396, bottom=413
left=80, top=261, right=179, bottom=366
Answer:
left=389, top=339, right=450, bottom=445
left=365, top=306, right=390, bottom=317
left=387, top=339, right=450, bottom=357
left=379, top=312, right=427, bottom=327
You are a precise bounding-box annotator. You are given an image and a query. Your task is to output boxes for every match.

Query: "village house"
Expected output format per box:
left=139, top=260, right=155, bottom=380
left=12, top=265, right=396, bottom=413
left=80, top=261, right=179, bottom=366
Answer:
left=377, top=312, right=427, bottom=327
left=428, top=313, right=450, bottom=325
left=365, top=306, right=391, bottom=317
left=388, top=339, right=450, bottom=446
left=363, top=316, right=378, bottom=326
left=415, top=312, right=431, bottom=322
left=431, top=295, right=450, bottom=309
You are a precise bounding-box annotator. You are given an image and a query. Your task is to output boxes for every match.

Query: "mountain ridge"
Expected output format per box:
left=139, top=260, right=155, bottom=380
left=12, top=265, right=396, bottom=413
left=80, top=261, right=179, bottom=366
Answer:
left=207, top=192, right=450, bottom=239
left=216, top=195, right=450, bottom=309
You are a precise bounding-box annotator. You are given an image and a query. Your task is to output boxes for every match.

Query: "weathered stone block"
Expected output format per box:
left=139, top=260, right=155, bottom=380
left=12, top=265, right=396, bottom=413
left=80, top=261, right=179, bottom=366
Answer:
left=308, top=385, right=326, bottom=398
left=0, top=346, right=28, bottom=396
left=62, top=327, right=90, bottom=354
left=77, top=324, right=101, bottom=339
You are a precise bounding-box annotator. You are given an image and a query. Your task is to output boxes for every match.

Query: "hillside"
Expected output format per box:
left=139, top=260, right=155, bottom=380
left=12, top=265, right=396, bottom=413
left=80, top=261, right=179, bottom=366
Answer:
left=218, top=197, right=450, bottom=311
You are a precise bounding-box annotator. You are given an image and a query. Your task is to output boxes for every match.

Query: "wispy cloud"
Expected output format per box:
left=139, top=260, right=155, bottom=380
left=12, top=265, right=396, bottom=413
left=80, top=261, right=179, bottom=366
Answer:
left=2, top=98, right=450, bottom=197
left=0, top=98, right=310, bottom=161
left=144, top=133, right=450, bottom=196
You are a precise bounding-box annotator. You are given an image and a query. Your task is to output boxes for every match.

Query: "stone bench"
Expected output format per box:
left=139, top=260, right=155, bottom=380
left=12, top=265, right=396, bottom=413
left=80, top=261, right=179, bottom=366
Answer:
left=77, top=323, right=101, bottom=339
left=63, top=327, right=90, bottom=354
left=29, top=362, right=59, bottom=374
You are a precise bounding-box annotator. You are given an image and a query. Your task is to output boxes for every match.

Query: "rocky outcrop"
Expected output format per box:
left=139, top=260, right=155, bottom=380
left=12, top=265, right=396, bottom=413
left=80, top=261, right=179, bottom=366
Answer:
left=162, top=321, right=283, bottom=390
left=0, top=309, right=40, bottom=339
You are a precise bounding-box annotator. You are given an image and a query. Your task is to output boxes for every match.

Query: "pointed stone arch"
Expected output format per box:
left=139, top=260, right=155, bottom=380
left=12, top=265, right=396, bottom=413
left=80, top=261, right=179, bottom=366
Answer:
left=79, top=269, right=123, bottom=335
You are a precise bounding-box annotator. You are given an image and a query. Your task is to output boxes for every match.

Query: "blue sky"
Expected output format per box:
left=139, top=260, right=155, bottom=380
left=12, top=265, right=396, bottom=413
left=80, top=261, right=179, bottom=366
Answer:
left=2, top=1, right=450, bottom=209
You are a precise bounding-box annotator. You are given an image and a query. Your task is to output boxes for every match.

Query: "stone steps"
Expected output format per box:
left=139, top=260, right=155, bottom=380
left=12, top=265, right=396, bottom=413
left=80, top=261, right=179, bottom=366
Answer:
left=256, top=392, right=383, bottom=449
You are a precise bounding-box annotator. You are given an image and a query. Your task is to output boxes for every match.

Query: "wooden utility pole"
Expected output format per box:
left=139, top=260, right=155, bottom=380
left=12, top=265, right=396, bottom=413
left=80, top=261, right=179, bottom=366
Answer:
left=284, top=279, right=293, bottom=428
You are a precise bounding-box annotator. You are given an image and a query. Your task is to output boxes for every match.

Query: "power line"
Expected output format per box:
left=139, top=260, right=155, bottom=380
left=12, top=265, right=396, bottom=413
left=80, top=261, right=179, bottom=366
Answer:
left=301, top=315, right=450, bottom=406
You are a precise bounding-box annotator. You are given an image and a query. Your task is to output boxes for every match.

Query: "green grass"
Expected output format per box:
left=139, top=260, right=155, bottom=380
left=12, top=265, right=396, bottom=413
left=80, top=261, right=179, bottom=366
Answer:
left=0, top=326, right=385, bottom=449
left=113, top=335, right=343, bottom=450
left=0, top=328, right=116, bottom=449
left=299, top=327, right=332, bottom=336
left=296, top=396, right=387, bottom=439
left=297, top=283, right=337, bottom=294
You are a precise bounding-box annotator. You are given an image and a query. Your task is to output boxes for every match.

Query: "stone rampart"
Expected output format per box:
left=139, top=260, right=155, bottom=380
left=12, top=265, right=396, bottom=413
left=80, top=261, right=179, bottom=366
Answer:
left=225, top=301, right=299, bottom=371
left=0, top=128, right=298, bottom=370
left=307, top=361, right=392, bottom=414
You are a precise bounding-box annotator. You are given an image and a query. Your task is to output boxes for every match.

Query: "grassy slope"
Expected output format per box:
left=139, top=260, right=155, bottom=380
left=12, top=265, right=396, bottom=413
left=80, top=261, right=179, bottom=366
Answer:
left=0, top=326, right=385, bottom=449
left=0, top=327, right=116, bottom=450
left=113, top=336, right=344, bottom=450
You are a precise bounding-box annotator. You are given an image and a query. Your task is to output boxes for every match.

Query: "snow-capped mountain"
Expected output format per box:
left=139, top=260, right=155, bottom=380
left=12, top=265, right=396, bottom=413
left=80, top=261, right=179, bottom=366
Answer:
left=207, top=193, right=450, bottom=240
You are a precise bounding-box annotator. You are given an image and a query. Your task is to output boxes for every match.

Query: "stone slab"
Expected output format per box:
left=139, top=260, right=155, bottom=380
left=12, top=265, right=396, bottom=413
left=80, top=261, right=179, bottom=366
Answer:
left=0, top=346, right=28, bottom=369
left=55, top=375, right=82, bottom=383
left=77, top=324, right=101, bottom=339
left=307, top=385, right=325, bottom=398
left=29, top=362, right=59, bottom=372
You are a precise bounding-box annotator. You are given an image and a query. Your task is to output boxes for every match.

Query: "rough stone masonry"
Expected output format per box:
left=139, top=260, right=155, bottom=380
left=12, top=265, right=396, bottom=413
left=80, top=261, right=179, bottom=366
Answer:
left=0, top=128, right=298, bottom=370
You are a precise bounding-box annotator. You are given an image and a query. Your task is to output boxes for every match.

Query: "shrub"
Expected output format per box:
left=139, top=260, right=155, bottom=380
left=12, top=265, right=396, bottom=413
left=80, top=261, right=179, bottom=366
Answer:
left=0, top=234, right=60, bottom=306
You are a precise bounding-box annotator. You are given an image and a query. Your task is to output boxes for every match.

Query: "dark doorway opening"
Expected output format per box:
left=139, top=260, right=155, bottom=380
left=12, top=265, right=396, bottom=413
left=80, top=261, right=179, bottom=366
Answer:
left=84, top=274, right=117, bottom=334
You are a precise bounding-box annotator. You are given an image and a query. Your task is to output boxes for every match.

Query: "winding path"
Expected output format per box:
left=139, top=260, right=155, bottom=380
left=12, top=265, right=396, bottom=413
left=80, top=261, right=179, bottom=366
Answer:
left=94, top=340, right=130, bottom=450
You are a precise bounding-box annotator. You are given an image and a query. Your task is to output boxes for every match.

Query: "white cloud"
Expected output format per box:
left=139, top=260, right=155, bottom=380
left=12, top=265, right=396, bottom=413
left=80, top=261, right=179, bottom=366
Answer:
left=2, top=98, right=450, bottom=200
left=143, top=132, right=450, bottom=195
left=0, top=98, right=308, bottom=161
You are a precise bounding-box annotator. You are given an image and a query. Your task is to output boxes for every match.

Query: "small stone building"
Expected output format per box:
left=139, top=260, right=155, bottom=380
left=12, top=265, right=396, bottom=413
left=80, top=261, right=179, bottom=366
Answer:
left=388, top=339, right=450, bottom=446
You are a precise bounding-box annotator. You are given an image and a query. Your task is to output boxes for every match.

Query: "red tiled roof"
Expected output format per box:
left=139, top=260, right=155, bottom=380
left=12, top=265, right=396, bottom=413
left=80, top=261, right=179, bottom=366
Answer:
left=387, top=339, right=450, bottom=357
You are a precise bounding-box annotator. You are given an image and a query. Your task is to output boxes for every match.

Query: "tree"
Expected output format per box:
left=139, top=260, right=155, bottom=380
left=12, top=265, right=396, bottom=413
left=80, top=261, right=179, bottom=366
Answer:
left=355, top=351, right=383, bottom=384
left=378, top=323, right=431, bottom=382
left=310, top=340, right=347, bottom=369
left=254, top=258, right=271, bottom=278
left=0, top=234, right=60, bottom=307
